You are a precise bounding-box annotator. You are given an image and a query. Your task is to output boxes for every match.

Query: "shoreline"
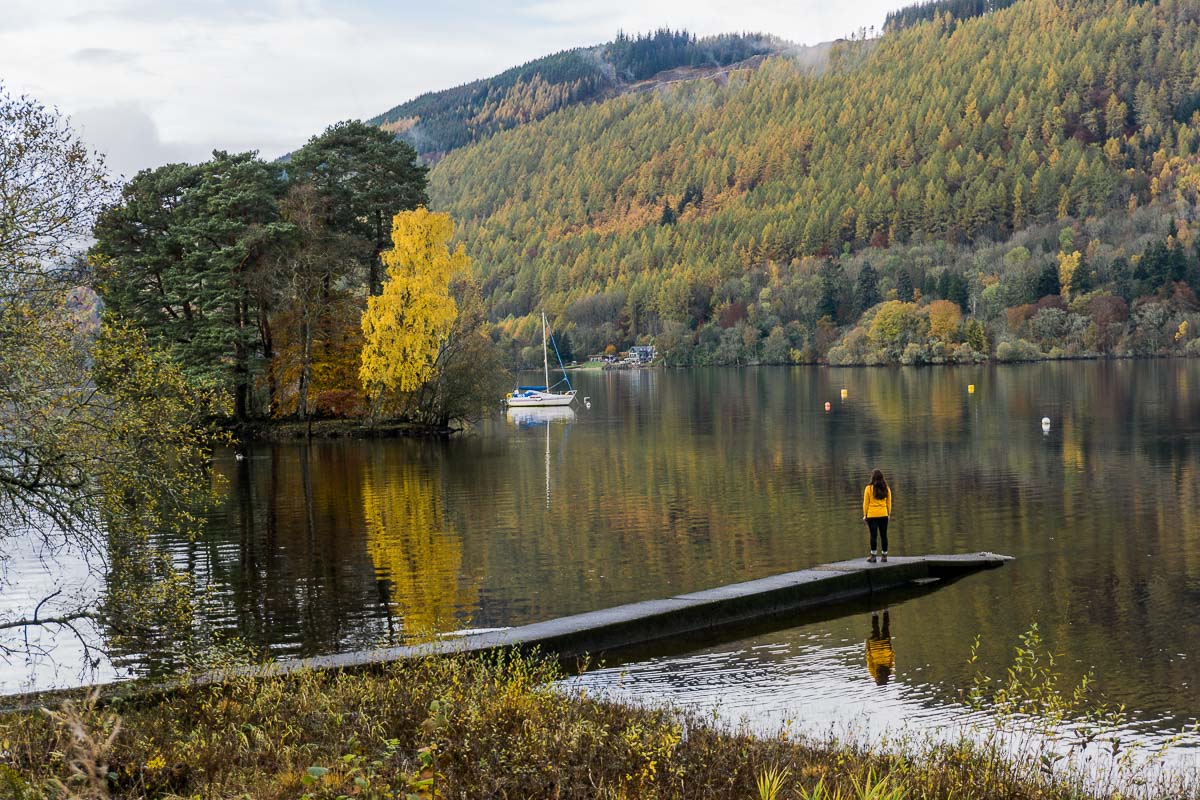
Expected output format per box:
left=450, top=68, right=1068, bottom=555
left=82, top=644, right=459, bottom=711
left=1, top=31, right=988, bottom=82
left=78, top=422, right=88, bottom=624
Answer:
left=609, top=352, right=1199, bottom=369
left=229, top=357, right=1198, bottom=440
left=234, top=418, right=454, bottom=442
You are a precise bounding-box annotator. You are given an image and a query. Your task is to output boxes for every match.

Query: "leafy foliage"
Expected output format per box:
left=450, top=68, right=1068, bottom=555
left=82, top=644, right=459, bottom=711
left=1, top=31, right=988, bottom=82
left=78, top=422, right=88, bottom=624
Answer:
left=0, top=85, right=221, bottom=663
left=92, top=152, right=292, bottom=420
left=4, top=648, right=1194, bottom=799
left=288, top=120, right=427, bottom=294
left=361, top=209, right=466, bottom=401
left=93, top=123, right=497, bottom=427
left=267, top=183, right=366, bottom=418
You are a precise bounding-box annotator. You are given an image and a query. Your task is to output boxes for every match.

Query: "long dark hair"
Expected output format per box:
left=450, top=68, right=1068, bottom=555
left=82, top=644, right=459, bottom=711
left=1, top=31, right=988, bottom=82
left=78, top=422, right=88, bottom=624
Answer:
left=871, top=469, right=889, bottom=500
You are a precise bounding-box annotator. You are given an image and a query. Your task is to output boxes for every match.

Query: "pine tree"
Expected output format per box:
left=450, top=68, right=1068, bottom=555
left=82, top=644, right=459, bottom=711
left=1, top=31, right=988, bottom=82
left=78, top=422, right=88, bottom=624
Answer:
left=856, top=261, right=880, bottom=313
left=660, top=201, right=676, bottom=225
left=289, top=120, right=428, bottom=295
left=1035, top=262, right=1062, bottom=299
left=947, top=272, right=970, bottom=311
left=93, top=152, right=291, bottom=421
left=1071, top=254, right=1094, bottom=296
left=555, top=329, right=575, bottom=362
left=817, top=260, right=844, bottom=322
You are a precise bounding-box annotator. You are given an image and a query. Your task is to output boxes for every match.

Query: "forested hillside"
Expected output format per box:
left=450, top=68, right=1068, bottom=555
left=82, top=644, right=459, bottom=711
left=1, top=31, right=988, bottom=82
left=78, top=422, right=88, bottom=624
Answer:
left=428, top=0, right=1200, bottom=365
left=369, top=30, right=781, bottom=160
left=883, top=0, right=1019, bottom=31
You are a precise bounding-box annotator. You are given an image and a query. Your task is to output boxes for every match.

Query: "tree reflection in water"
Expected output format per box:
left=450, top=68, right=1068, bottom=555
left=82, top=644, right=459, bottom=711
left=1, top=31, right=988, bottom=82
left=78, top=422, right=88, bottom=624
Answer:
left=362, top=453, right=478, bottom=640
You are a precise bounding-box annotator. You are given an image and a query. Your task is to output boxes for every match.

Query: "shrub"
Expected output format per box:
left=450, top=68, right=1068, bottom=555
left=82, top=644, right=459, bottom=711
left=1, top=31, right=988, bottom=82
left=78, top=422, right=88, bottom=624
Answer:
left=995, top=338, right=1043, bottom=362
left=952, top=343, right=981, bottom=363
left=900, top=342, right=928, bottom=365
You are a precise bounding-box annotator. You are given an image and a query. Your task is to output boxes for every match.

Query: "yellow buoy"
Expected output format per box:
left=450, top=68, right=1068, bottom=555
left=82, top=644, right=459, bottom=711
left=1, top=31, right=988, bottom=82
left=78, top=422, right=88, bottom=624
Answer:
left=968, top=384, right=975, bottom=394
left=840, top=388, right=849, bottom=399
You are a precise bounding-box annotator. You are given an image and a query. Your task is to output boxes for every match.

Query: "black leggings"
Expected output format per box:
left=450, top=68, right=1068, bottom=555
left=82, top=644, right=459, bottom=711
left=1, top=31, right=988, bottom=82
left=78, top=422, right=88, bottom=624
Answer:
left=867, top=516, right=889, bottom=552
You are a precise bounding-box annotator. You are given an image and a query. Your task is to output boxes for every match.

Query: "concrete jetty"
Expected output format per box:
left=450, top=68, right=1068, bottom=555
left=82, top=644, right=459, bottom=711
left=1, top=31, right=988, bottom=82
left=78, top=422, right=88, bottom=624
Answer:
left=284, top=552, right=1011, bottom=673
left=1, top=552, right=1009, bottom=710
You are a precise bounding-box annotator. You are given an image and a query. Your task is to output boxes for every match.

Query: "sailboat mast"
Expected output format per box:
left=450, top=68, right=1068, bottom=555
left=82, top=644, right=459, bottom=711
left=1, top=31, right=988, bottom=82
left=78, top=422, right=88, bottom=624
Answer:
left=542, top=311, right=551, bottom=391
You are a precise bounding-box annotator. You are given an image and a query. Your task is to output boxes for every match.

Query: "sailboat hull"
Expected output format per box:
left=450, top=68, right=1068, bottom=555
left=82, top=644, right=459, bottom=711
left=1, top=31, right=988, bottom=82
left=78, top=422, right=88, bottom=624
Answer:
left=504, top=390, right=576, bottom=407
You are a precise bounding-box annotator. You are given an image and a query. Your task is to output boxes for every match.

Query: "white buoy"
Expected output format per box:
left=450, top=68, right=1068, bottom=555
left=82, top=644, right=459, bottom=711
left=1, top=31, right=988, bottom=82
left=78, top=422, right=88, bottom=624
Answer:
left=1041, top=416, right=1051, bottom=432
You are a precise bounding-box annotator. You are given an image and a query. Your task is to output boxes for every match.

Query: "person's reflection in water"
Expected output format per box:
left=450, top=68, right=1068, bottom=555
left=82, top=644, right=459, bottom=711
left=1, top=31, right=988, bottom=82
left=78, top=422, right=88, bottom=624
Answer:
left=866, top=610, right=895, bottom=686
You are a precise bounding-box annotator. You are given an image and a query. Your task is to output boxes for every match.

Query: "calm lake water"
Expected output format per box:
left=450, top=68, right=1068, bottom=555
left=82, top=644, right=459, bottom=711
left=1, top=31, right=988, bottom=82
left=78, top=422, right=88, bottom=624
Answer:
left=4, top=362, right=1200, bottom=756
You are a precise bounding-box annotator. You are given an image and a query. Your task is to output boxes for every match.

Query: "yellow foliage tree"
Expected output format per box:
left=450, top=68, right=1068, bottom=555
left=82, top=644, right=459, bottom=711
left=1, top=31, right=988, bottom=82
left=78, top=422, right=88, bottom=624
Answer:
left=926, top=299, right=963, bottom=342
left=1057, top=250, right=1082, bottom=298
left=869, top=301, right=924, bottom=345
left=360, top=208, right=468, bottom=398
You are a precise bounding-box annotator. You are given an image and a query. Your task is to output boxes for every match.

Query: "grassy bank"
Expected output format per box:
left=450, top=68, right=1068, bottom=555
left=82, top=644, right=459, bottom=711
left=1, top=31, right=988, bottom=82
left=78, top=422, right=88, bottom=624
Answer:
left=2, top=652, right=1193, bottom=800
left=566, top=361, right=606, bottom=371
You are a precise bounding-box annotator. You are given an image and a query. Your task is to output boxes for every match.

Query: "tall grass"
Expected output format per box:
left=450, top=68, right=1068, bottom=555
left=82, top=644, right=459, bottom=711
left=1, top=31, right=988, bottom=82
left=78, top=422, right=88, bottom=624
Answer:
left=0, top=631, right=1195, bottom=799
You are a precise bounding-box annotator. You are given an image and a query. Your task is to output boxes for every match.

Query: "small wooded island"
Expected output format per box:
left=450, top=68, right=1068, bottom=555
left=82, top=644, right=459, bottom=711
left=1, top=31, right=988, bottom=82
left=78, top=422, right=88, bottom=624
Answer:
left=91, top=122, right=507, bottom=437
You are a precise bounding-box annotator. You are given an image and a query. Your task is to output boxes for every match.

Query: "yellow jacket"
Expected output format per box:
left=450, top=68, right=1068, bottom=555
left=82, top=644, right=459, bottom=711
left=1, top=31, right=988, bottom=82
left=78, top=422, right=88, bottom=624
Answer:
left=862, top=485, right=892, bottom=519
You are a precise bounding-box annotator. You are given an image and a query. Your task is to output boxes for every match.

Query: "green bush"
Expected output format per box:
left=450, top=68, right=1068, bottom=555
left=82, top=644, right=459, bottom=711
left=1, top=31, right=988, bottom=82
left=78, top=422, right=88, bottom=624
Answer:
left=995, top=338, right=1043, bottom=362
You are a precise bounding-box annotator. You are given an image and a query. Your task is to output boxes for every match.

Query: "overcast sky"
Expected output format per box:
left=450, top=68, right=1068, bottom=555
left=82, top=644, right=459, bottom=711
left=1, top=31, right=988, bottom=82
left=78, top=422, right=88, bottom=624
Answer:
left=1, top=0, right=900, bottom=179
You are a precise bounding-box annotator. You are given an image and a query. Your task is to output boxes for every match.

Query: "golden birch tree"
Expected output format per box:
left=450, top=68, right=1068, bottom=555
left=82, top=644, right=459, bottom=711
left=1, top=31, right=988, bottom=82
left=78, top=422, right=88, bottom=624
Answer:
left=360, top=208, right=468, bottom=399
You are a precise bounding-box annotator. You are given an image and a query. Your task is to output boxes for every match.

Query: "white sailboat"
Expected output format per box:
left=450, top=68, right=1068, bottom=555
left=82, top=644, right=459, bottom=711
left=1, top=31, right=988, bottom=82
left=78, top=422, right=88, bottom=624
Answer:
left=504, top=312, right=577, bottom=407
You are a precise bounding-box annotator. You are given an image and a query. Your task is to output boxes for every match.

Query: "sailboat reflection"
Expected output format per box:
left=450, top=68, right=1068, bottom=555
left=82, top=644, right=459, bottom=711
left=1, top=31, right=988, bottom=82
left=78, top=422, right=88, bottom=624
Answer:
left=866, top=610, right=895, bottom=686
left=504, top=406, right=577, bottom=427
left=505, top=406, right=575, bottom=507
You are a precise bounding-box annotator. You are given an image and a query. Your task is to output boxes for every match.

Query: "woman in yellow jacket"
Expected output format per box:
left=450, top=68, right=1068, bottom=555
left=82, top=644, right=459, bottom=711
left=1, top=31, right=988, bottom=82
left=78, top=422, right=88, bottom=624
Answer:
left=862, top=469, right=892, bottom=563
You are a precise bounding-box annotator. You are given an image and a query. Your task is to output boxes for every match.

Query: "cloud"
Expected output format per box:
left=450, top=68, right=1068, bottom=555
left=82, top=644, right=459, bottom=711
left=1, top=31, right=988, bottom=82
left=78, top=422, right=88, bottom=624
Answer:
left=0, top=0, right=901, bottom=178
left=69, top=104, right=208, bottom=180
left=70, top=47, right=138, bottom=66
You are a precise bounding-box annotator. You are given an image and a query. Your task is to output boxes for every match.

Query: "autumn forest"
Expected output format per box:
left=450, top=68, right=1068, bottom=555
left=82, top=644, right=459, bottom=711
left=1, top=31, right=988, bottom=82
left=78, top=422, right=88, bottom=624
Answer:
left=90, top=0, right=1200, bottom=427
